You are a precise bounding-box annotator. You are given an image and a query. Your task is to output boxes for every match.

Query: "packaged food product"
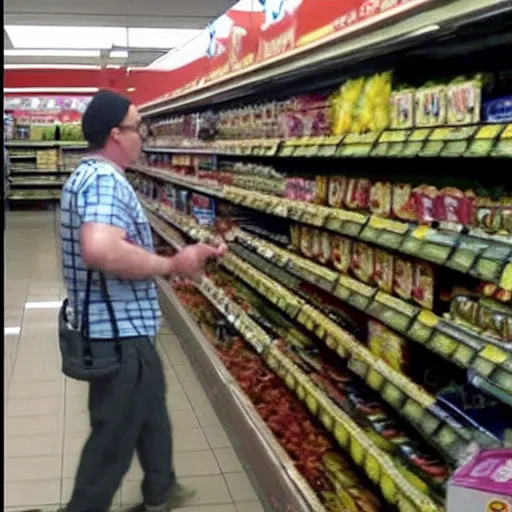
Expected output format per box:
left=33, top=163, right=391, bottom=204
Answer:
left=351, top=71, right=393, bottom=133
left=374, top=249, right=394, bottom=294
left=412, top=261, right=435, bottom=310
left=415, top=84, right=447, bottom=127
left=413, top=185, right=439, bottom=224
left=394, top=258, right=414, bottom=301
left=300, top=226, right=313, bottom=258
left=328, top=176, right=348, bottom=209
left=318, top=232, right=332, bottom=265
left=483, top=95, right=512, bottom=123
left=368, top=320, right=408, bottom=372
left=392, top=183, right=417, bottom=222
left=446, top=76, right=482, bottom=125
left=330, top=76, right=366, bottom=135
left=447, top=449, right=512, bottom=512
left=345, top=178, right=371, bottom=210
left=315, top=176, right=329, bottom=205
left=351, top=242, right=375, bottom=284
left=332, top=236, right=353, bottom=273
left=436, top=187, right=476, bottom=226
left=311, top=229, right=322, bottom=261
left=290, top=224, right=301, bottom=251
left=370, top=181, right=392, bottom=218
left=390, top=88, right=415, bottom=129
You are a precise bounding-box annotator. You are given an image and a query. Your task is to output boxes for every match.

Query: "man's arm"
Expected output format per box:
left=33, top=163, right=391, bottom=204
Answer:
left=80, top=223, right=172, bottom=280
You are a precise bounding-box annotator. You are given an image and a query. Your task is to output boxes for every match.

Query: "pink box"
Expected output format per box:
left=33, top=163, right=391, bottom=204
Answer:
left=448, top=449, right=512, bottom=512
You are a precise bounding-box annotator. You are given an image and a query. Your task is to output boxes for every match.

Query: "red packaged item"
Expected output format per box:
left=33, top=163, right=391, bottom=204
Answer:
left=394, top=257, right=414, bottom=301
left=327, top=176, right=348, bottom=208
left=374, top=249, right=394, bottom=294
left=412, top=261, right=435, bottom=310
left=370, top=181, right=392, bottom=217
left=392, top=183, right=417, bottom=222
left=318, top=232, right=332, bottom=265
left=413, top=185, right=439, bottom=224
left=351, top=242, right=375, bottom=284
left=345, top=178, right=371, bottom=210
left=436, top=187, right=476, bottom=226
left=332, top=236, right=353, bottom=273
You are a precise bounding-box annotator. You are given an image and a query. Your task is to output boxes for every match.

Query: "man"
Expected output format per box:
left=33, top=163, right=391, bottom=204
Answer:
left=60, top=90, right=226, bottom=512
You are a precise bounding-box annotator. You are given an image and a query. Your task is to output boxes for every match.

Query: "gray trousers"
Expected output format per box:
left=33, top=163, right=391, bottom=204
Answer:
left=67, top=337, right=175, bottom=512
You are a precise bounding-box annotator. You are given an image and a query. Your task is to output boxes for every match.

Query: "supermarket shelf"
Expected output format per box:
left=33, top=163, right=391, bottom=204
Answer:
left=143, top=203, right=502, bottom=463
left=11, top=181, right=65, bottom=187
left=139, top=0, right=509, bottom=116
left=157, top=265, right=442, bottom=510
left=10, top=169, right=71, bottom=175
left=156, top=277, right=327, bottom=512
left=191, top=277, right=443, bottom=510
left=8, top=154, right=37, bottom=159
left=130, top=167, right=512, bottom=291
left=8, top=195, right=60, bottom=201
left=143, top=122, right=512, bottom=159
left=5, top=141, right=87, bottom=148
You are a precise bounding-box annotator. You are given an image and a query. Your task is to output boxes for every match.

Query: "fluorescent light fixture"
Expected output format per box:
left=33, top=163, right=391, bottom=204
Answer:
left=25, top=301, right=63, bottom=309
left=127, top=87, right=136, bottom=92
left=4, top=64, right=102, bottom=70
left=406, top=24, right=440, bottom=38
left=5, top=25, right=128, bottom=50
left=110, top=50, right=129, bottom=59
left=5, top=49, right=100, bottom=57
left=4, top=327, right=21, bottom=336
left=5, top=87, right=99, bottom=94
left=127, top=28, right=201, bottom=49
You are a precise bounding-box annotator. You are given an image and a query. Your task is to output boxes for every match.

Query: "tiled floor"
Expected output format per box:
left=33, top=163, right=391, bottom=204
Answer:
left=4, top=210, right=265, bottom=512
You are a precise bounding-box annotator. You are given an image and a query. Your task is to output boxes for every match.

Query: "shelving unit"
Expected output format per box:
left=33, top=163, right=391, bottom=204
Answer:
left=5, top=140, right=87, bottom=204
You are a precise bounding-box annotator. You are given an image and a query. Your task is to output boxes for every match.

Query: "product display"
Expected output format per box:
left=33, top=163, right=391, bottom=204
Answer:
left=10, top=2, right=512, bottom=511
left=5, top=140, right=86, bottom=202
left=125, top=42, right=512, bottom=501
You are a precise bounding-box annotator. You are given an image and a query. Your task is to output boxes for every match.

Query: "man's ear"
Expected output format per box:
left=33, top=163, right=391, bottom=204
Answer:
left=110, top=127, right=122, bottom=143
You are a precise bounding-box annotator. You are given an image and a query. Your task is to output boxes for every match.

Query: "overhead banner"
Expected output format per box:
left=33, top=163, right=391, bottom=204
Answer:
left=149, top=0, right=430, bottom=104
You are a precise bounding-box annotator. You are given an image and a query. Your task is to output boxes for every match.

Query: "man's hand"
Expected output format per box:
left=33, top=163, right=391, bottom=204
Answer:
left=170, top=242, right=227, bottom=279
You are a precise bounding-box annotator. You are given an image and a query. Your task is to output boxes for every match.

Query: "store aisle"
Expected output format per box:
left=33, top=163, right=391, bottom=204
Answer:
left=4, top=210, right=264, bottom=512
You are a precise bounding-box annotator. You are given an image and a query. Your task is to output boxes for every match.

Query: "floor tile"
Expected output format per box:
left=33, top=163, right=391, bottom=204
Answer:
left=175, top=450, right=221, bottom=477
left=6, top=414, right=63, bottom=437
left=203, top=425, right=232, bottom=449
left=170, top=409, right=200, bottom=430
left=214, top=447, right=244, bottom=474
left=235, top=502, right=265, bottom=512
left=5, top=435, right=62, bottom=458
left=5, top=479, right=61, bottom=508
left=6, top=455, right=62, bottom=482
left=224, top=473, right=259, bottom=503
left=8, top=379, right=63, bottom=399
left=173, top=428, right=210, bottom=452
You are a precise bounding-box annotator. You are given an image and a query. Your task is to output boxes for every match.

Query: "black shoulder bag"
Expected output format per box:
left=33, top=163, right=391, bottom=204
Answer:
left=58, top=190, right=122, bottom=381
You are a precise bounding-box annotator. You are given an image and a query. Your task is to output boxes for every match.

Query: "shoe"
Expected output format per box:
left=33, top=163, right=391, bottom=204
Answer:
left=124, top=484, right=196, bottom=512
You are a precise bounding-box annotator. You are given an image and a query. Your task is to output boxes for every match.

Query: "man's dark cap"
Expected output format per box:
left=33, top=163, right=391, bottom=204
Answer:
left=82, top=90, right=132, bottom=149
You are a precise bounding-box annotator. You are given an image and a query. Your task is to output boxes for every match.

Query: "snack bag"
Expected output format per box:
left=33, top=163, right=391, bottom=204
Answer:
left=447, top=449, right=512, bottom=512
left=351, top=242, right=375, bottom=284
left=328, top=176, right=348, bottom=208
left=368, top=320, right=408, bottom=372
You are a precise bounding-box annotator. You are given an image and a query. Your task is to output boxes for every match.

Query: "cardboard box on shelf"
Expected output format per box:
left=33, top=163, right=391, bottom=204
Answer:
left=447, top=449, right=512, bottom=512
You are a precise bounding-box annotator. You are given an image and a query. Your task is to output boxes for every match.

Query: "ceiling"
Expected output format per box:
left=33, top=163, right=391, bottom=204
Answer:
left=4, top=0, right=235, bottom=68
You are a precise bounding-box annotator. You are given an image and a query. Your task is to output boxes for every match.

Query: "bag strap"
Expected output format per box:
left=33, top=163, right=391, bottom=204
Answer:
left=68, top=180, right=121, bottom=361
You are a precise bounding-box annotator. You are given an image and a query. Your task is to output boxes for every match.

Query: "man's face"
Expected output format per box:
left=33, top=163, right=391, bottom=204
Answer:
left=114, top=105, right=143, bottom=165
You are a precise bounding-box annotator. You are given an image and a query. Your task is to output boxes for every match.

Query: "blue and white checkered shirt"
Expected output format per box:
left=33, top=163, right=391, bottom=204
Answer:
left=60, top=157, right=161, bottom=339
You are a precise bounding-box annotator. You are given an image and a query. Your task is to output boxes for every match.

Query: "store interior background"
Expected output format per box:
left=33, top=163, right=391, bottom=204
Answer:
left=4, top=0, right=512, bottom=511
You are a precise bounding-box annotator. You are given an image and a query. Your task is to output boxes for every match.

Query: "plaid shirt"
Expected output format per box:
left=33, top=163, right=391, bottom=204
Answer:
left=60, top=157, right=161, bottom=339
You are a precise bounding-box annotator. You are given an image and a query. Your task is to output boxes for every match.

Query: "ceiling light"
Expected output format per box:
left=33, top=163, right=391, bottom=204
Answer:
left=127, top=87, right=136, bottom=92
left=5, top=49, right=101, bottom=58
left=5, top=25, right=127, bottom=49
left=110, top=50, right=129, bottom=59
